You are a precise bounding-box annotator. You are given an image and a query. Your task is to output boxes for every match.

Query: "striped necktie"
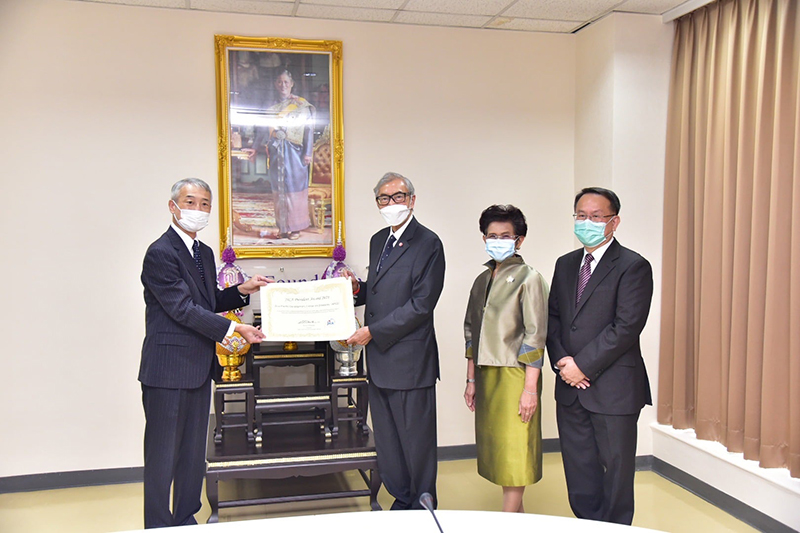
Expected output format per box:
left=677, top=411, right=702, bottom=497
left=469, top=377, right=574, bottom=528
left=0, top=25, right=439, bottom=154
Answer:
left=576, top=253, right=593, bottom=304
left=377, top=235, right=396, bottom=273
left=192, top=240, right=205, bottom=283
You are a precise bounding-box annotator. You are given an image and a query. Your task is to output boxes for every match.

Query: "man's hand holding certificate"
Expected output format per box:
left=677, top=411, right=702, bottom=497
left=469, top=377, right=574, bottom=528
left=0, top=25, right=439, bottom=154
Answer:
left=259, top=277, right=357, bottom=341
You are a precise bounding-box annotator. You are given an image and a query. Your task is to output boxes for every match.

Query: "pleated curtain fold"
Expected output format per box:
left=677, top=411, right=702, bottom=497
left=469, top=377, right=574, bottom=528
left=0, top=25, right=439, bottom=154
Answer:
left=658, top=0, right=800, bottom=477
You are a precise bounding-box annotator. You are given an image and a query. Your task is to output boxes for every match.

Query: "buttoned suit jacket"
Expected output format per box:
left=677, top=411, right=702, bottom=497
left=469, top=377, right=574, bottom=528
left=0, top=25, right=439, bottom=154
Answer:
left=139, top=227, right=248, bottom=389
left=546, top=239, right=653, bottom=415
left=354, top=217, right=446, bottom=390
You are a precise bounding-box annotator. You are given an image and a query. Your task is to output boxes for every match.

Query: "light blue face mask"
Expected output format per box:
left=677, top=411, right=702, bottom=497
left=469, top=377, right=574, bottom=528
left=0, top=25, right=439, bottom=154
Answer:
left=574, top=219, right=609, bottom=247
left=485, top=239, right=517, bottom=262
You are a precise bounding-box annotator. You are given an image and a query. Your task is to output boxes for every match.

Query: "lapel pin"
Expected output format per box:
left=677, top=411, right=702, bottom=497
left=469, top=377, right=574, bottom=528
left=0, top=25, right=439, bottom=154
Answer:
left=506, top=276, right=514, bottom=283
left=399, top=242, right=404, bottom=247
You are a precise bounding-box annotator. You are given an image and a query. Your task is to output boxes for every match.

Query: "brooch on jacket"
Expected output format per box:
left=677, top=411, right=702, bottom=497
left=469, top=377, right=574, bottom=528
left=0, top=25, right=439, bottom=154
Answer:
left=506, top=276, right=514, bottom=283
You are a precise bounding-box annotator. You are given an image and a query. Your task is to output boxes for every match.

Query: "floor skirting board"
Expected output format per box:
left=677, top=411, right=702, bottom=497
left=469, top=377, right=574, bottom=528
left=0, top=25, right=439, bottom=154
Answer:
left=651, top=458, right=792, bottom=533
left=2, top=437, right=794, bottom=532
left=438, top=438, right=561, bottom=461
left=0, top=467, right=143, bottom=494
left=652, top=423, right=800, bottom=532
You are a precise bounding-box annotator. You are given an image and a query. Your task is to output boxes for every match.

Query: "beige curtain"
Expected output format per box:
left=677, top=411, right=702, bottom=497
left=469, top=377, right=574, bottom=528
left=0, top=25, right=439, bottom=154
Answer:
left=659, top=0, right=800, bottom=478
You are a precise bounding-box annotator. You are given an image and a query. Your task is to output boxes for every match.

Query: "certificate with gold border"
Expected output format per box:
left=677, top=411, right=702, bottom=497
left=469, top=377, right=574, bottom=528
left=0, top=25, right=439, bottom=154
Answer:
left=260, top=278, right=355, bottom=341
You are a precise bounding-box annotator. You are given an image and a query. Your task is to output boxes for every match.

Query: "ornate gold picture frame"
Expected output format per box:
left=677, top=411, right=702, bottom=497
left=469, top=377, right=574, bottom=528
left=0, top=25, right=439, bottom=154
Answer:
left=215, top=35, right=344, bottom=258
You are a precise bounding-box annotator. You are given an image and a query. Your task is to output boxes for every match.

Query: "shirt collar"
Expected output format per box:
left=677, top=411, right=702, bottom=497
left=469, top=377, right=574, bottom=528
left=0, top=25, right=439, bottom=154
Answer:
left=483, top=254, right=525, bottom=271
left=583, top=236, right=614, bottom=268
left=389, top=214, right=414, bottom=242
left=171, top=220, right=196, bottom=254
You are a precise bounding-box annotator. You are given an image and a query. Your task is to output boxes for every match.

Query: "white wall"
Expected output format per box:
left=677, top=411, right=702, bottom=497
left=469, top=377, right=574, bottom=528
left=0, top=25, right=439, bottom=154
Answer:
left=575, top=13, right=615, bottom=190
left=2, top=1, right=785, bottom=524
left=0, top=0, right=576, bottom=477
left=575, top=13, right=673, bottom=455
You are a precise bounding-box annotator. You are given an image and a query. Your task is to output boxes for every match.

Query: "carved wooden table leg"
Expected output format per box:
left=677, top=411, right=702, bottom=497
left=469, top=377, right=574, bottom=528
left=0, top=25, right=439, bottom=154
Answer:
left=213, top=390, right=224, bottom=444
left=331, top=383, right=340, bottom=437
left=206, top=472, right=220, bottom=523
left=370, top=468, right=382, bottom=511
left=245, top=386, right=254, bottom=442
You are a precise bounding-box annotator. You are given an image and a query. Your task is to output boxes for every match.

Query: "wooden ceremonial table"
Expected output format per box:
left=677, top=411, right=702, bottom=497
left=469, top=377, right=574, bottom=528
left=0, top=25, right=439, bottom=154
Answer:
left=205, top=417, right=381, bottom=523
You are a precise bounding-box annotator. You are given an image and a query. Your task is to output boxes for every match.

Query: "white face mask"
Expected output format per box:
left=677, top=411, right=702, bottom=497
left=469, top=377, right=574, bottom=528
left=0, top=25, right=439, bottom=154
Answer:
left=485, top=239, right=517, bottom=262
left=172, top=201, right=210, bottom=233
left=379, top=204, right=411, bottom=227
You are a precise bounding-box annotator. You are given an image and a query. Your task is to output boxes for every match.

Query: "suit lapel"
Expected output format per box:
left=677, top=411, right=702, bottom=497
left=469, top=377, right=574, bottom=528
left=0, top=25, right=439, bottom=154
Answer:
left=167, top=228, right=213, bottom=306
left=200, top=243, right=217, bottom=305
left=575, top=239, right=620, bottom=316
left=374, top=218, right=417, bottom=284
left=564, top=250, right=583, bottom=319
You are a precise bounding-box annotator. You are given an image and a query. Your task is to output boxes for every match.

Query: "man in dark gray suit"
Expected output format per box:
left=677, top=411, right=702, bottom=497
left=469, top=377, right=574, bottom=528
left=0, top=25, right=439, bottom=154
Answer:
left=546, top=187, right=653, bottom=525
left=346, top=172, right=446, bottom=510
left=139, top=178, right=268, bottom=528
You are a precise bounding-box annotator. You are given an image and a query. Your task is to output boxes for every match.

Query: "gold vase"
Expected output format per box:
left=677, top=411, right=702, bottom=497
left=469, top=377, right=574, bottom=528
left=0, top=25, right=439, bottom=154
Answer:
left=217, top=352, right=246, bottom=381
left=215, top=311, right=251, bottom=382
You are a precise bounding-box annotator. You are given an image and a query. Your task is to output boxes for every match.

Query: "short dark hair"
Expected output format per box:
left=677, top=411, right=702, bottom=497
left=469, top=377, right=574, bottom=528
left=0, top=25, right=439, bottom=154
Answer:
left=479, top=205, right=528, bottom=237
left=574, top=187, right=621, bottom=214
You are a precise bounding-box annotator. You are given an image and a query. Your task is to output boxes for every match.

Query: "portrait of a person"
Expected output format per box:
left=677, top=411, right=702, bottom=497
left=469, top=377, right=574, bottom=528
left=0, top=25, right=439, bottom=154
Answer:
left=265, top=69, right=315, bottom=240
left=463, top=204, right=549, bottom=513
left=226, top=49, right=336, bottom=249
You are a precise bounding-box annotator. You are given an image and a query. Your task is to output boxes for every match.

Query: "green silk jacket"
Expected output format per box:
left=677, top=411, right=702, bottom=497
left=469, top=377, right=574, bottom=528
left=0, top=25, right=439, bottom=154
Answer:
left=464, top=255, right=549, bottom=368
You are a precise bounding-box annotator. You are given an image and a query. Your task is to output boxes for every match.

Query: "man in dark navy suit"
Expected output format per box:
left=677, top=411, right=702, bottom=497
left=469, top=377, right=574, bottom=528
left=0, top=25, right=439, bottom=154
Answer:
left=346, top=172, right=445, bottom=510
left=139, top=178, right=268, bottom=528
left=547, top=187, right=653, bottom=525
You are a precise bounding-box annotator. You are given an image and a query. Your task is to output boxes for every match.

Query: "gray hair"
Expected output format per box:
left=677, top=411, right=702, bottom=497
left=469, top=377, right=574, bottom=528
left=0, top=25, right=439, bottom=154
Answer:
left=373, top=172, right=415, bottom=197
left=171, top=178, right=212, bottom=202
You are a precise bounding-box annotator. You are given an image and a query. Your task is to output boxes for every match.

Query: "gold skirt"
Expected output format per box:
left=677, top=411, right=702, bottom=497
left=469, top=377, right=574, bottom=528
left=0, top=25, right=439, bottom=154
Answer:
left=475, top=365, right=542, bottom=487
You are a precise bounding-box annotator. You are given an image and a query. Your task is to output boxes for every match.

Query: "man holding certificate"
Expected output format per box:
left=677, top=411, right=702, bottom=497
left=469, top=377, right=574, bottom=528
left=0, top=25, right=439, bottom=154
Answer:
left=346, top=172, right=446, bottom=511
left=139, top=178, right=268, bottom=528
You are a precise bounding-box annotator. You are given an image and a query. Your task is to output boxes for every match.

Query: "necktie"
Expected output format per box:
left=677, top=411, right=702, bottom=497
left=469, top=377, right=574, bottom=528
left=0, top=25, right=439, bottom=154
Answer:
left=576, top=253, right=594, bottom=304
left=377, top=235, right=396, bottom=273
left=192, top=240, right=205, bottom=283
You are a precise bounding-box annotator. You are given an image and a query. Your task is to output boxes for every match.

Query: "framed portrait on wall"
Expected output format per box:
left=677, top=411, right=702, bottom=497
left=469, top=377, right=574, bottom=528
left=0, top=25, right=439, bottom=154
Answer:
left=214, top=35, right=344, bottom=258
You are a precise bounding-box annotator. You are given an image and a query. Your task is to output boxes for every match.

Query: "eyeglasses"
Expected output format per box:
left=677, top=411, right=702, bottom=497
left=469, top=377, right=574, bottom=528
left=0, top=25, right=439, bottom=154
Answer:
left=573, top=214, right=616, bottom=223
left=376, top=192, right=409, bottom=206
left=485, top=234, right=518, bottom=240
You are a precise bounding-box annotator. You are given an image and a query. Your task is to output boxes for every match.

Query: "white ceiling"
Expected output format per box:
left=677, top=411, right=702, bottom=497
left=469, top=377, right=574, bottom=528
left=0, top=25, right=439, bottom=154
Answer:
left=75, top=0, right=703, bottom=33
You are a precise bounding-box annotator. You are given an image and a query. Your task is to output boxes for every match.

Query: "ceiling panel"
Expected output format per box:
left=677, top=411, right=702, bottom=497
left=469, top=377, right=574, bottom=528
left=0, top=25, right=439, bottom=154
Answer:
left=503, top=0, right=623, bottom=21
left=616, top=0, right=688, bottom=14
left=74, top=0, right=696, bottom=33
left=302, top=0, right=405, bottom=8
left=295, top=3, right=395, bottom=22
left=192, top=0, right=295, bottom=16
left=402, top=0, right=514, bottom=16
left=487, top=17, right=583, bottom=33
left=394, top=10, right=492, bottom=28
left=84, top=0, right=187, bottom=8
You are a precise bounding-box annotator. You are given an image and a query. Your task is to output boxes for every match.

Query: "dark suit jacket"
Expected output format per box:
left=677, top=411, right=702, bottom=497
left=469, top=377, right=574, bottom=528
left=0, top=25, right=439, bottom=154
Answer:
left=139, top=227, right=248, bottom=389
left=546, top=239, right=653, bottom=415
left=354, top=217, right=445, bottom=390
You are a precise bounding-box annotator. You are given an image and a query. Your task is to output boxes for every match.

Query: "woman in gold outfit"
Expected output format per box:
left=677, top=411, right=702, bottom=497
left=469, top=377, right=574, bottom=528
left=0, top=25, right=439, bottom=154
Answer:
left=463, top=204, right=549, bottom=512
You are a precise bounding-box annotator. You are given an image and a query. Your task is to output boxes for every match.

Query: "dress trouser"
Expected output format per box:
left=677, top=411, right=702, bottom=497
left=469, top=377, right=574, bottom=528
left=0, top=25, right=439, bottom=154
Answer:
left=368, top=382, right=438, bottom=510
left=556, top=397, right=639, bottom=525
left=142, top=377, right=211, bottom=528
